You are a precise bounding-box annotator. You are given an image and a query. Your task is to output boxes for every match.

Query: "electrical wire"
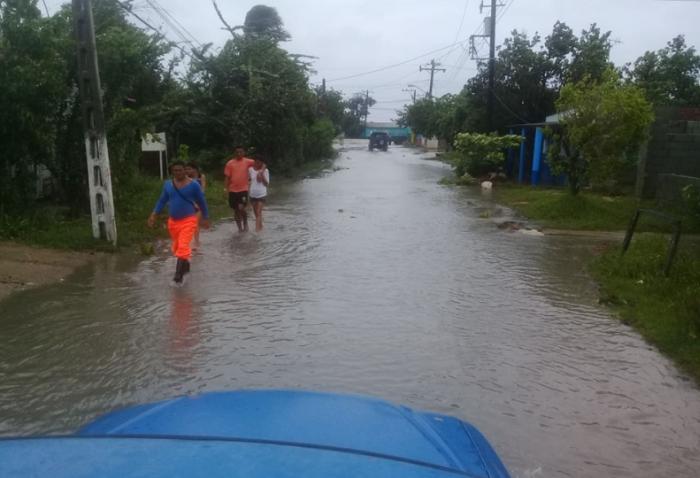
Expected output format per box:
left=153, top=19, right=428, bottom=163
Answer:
left=114, top=0, right=198, bottom=61
left=437, top=0, right=471, bottom=62
left=327, top=38, right=470, bottom=82
left=494, top=92, right=529, bottom=123
left=145, top=0, right=203, bottom=49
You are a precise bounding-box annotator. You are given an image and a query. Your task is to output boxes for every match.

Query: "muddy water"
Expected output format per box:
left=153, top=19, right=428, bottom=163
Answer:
left=1, top=140, right=698, bottom=477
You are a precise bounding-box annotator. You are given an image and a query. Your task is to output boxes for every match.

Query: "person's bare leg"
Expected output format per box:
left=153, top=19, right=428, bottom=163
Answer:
left=254, top=202, right=263, bottom=231
left=233, top=208, right=243, bottom=232
left=239, top=204, right=248, bottom=232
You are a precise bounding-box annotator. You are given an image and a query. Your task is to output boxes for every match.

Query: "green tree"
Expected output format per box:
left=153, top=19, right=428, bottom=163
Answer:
left=457, top=22, right=613, bottom=134
left=0, top=0, right=68, bottom=215
left=316, top=87, right=348, bottom=134
left=177, top=5, right=336, bottom=172
left=626, top=35, right=700, bottom=105
left=399, top=98, right=435, bottom=137
left=548, top=69, right=654, bottom=194
left=243, top=4, right=290, bottom=43
left=568, top=24, right=614, bottom=84
left=343, top=93, right=375, bottom=138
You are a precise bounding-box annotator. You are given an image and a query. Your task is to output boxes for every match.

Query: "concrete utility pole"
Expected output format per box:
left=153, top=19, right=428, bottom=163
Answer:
left=403, top=88, right=417, bottom=104
left=419, top=59, right=446, bottom=99
left=487, top=0, right=497, bottom=132
left=72, top=0, right=117, bottom=245
left=363, top=89, right=370, bottom=132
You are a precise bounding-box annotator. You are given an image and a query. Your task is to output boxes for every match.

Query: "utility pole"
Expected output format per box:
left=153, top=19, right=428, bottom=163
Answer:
left=419, top=59, right=446, bottom=99
left=487, top=0, right=497, bottom=131
left=470, top=1, right=504, bottom=131
left=403, top=88, right=417, bottom=104
left=363, top=89, right=370, bottom=132
left=72, top=0, right=117, bottom=245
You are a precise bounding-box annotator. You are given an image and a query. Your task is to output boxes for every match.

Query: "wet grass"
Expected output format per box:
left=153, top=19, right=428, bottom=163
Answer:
left=1, top=152, right=336, bottom=253
left=591, top=235, right=700, bottom=383
left=493, top=184, right=700, bottom=232
left=0, top=177, right=230, bottom=253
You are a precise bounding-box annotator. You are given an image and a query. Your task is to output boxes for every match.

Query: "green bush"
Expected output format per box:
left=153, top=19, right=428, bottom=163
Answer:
left=303, top=119, right=336, bottom=162
left=452, top=132, right=522, bottom=177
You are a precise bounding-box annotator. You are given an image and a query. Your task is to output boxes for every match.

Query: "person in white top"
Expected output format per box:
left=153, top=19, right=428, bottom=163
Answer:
left=248, top=155, right=270, bottom=232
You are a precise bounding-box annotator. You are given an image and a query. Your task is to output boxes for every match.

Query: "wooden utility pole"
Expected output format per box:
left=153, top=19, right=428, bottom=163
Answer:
left=72, top=0, right=117, bottom=245
left=419, top=59, right=446, bottom=99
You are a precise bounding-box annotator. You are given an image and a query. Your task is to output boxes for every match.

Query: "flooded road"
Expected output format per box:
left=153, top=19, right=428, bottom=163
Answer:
left=1, top=140, right=699, bottom=477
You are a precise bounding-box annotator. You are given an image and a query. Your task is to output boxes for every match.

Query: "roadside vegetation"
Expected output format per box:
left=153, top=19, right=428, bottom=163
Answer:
left=0, top=1, right=361, bottom=251
left=0, top=177, right=229, bottom=252
left=492, top=185, right=700, bottom=232
left=592, top=236, right=700, bottom=382
left=400, top=22, right=700, bottom=381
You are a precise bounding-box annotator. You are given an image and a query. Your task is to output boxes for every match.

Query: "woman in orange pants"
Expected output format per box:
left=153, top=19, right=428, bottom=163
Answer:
left=148, top=161, right=210, bottom=283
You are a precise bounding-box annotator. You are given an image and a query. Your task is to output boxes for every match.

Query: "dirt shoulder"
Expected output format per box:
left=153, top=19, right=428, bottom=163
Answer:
left=0, top=242, right=100, bottom=302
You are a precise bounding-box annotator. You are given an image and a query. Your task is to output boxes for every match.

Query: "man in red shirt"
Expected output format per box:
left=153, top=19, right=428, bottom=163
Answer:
left=224, top=146, right=255, bottom=232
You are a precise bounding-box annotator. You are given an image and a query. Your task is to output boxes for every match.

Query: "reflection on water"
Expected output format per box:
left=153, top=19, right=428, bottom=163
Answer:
left=1, top=141, right=699, bottom=477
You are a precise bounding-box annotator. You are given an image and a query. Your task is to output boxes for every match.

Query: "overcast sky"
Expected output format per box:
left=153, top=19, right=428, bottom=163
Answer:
left=46, top=0, right=700, bottom=122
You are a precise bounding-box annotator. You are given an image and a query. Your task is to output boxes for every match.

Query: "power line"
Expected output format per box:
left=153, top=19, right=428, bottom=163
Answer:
left=494, top=91, right=528, bottom=123
left=114, top=0, right=198, bottom=61
left=497, top=0, right=515, bottom=22
left=144, top=0, right=203, bottom=49
left=153, top=0, right=203, bottom=47
left=438, top=0, right=471, bottom=62
left=327, top=38, right=469, bottom=82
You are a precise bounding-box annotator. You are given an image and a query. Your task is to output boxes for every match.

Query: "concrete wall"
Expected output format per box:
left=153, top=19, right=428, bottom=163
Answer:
left=638, top=107, right=700, bottom=199
left=656, top=174, right=700, bottom=209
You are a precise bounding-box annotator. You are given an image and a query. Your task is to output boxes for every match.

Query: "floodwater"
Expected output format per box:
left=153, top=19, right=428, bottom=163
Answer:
left=1, top=140, right=699, bottom=477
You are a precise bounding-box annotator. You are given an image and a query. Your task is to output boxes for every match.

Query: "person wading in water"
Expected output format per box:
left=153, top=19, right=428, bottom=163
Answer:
left=148, top=161, right=210, bottom=284
left=224, top=146, right=256, bottom=233
left=185, top=162, right=206, bottom=249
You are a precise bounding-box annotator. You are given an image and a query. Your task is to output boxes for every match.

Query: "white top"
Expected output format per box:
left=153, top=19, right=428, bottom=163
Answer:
left=248, top=167, right=269, bottom=198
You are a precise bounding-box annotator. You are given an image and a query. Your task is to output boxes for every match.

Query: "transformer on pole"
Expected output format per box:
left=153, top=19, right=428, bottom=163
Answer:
left=72, top=0, right=118, bottom=245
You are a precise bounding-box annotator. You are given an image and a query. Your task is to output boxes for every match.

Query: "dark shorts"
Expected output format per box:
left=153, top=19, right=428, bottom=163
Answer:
left=228, top=191, right=249, bottom=209
left=250, top=196, right=266, bottom=204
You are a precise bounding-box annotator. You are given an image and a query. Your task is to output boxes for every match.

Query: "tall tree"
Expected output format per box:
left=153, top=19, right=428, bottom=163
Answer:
left=626, top=35, right=700, bottom=105
left=548, top=69, right=654, bottom=194
left=343, top=93, right=375, bottom=138
left=568, top=23, right=614, bottom=83
left=243, top=5, right=290, bottom=43
left=0, top=0, right=68, bottom=214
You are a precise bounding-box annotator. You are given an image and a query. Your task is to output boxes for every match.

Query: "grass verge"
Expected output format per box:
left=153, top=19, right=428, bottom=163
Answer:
left=0, top=176, right=230, bottom=253
left=591, top=235, right=700, bottom=382
left=0, top=153, right=336, bottom=253
left=493, top=184, right=700, bottom=232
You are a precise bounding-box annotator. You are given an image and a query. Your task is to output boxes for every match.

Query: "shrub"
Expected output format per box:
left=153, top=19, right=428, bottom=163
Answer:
left=452, top=132, right=522, bottom=177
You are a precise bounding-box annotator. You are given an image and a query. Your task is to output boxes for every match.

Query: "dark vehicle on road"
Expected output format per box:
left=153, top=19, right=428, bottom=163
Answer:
left=368, top=131, right=390, bottom=151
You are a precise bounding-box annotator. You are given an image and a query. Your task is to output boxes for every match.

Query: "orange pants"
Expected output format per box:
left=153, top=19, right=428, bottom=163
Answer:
left=167, top=216, right=198, bottom=260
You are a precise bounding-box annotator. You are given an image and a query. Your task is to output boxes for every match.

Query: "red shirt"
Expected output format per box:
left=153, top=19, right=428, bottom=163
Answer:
left=224, top=157, right=255, bottom=192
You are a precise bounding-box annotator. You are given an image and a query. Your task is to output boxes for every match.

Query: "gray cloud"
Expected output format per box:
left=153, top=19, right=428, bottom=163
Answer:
left=47, top=0, right=700, bottom=121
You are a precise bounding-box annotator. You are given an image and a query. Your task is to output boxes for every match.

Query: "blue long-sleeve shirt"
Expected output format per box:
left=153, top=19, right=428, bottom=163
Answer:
left=153, top=180, right=209, bottom=220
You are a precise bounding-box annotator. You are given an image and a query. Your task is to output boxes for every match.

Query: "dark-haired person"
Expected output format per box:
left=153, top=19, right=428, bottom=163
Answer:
left=224, top=146, right=254, bottom=232
left=148, top=161, right=210, bottom=284
left=248, top=155, right=269, bottom=232
left=185, top=162, right=207, bottom=248
left=185, top=162, right=207, bottom=191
